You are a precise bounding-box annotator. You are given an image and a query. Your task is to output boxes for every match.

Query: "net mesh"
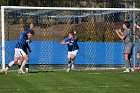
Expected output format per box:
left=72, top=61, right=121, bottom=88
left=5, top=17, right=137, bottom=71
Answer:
left=1, top=7, right=140, bottom=71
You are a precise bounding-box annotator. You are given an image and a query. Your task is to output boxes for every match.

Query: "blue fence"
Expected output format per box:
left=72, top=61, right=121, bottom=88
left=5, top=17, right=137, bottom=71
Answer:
left=0, top=41, right=126, bottom=65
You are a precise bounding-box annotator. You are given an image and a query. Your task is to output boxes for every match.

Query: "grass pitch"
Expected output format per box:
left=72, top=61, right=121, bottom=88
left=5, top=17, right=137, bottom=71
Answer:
left=0, top=70, right=140, bottom=93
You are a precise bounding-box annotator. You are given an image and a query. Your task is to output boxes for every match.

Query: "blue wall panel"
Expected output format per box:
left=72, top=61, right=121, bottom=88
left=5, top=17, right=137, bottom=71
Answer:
left=0, top=41, right=125, bottom=65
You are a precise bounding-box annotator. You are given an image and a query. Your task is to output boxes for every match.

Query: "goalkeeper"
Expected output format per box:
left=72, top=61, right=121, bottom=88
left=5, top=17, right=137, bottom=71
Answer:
left=61, top=32, right=79, bottom=72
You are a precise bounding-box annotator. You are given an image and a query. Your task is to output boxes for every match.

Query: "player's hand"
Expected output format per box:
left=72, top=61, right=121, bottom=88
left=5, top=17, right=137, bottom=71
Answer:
left=29, top=40, right=32, bottom=43
left=30, top=23, right=34, bottom=29
left=29, top=49, right=32, bottom=53
left=118, top=29, right=122, bottom=33
left=136, top=25, right=140, bottom=29
left=115, top=29, right=119, bottom=33
left=65, top=42, right=70, bottom=44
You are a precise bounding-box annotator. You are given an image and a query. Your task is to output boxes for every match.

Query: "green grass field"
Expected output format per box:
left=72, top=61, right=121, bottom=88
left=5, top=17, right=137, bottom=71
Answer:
left=0, top=70, right=140, bottom=93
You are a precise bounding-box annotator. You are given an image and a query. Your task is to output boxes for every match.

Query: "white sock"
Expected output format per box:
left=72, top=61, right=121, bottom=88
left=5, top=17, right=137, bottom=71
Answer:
left=9, top=61, right=15, bottom=67
left=26, top=68, right=29, bottom=73
left=5, top=67, right=9, bottom=71
left=20, top=60, right=27, bottom=71
left=68, top=63, right=71, bottom=68
left=71, top=60, right=73, bottom=63
left=5, top=61, right=15, bottom=71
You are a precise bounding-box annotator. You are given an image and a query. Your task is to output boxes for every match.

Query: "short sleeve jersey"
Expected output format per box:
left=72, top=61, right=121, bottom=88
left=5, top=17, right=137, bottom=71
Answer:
left=123, top=29, right=133, bottom=43
left=15, top=28, right=30, bottom=49
left=64, top=36, right=79, bottom=51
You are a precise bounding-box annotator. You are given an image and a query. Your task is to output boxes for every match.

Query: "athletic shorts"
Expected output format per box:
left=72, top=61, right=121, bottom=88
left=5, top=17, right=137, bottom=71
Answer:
left=14, top=48, right=26, bottom=58
left=124, top=42, right=133, bottom=54
left=68, top=50, right=78, bottom=59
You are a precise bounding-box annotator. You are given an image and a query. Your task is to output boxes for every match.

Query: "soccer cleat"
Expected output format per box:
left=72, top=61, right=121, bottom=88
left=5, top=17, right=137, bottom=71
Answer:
left=66, top=68, right=71, bottom=72
left=71, top=64, right=74, bottom=70
left=130, top=68, right=134, bottom=72
left=25, top=68, right=29, bottom=73
left=18, top=69, right=22, bottom=74
left=134, top=67, right=140, bottom=71
left=123, top=68, right=130, bottom=73
left=19, top=69, right=26, bottom=74
left=3, top=69, right=8, bottom=74
left=3, top=67, right=8, bottom=74
left=21, top=71, right=26, bottom=74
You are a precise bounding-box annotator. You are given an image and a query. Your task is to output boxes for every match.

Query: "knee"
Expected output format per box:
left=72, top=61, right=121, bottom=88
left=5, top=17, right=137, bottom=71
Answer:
left=24, top=56, right=28, bottom=61
left=136, top=53, right=140, bottom=58
left=71, top=55, right=75, bottom=60
left=124, top=54, right=129, bottom=60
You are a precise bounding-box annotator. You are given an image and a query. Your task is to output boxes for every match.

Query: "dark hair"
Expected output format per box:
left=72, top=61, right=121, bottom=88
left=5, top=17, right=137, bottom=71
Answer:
left=123, top=21, right=130, bottom=28
left=30, top=30, right=35, bottom=35
left=69, top=31, right=74, bottom=36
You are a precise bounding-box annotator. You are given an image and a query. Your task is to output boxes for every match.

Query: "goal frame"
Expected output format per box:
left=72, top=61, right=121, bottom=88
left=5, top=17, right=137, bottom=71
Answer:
left=1, top=6, right=140, bottom=70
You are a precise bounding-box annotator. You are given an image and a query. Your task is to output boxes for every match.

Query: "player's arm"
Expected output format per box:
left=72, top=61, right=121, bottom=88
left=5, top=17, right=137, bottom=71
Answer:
left=61, top=37, right=69, bottom=45
left=136, top=24, right=140, bottom=29
left=61, top=41, right=70, bottom=45
left=26, top=43, right=32, bottom=53
left=115, top=29, right=125, bottom=40
left=25, top=22, right=34, bottom=34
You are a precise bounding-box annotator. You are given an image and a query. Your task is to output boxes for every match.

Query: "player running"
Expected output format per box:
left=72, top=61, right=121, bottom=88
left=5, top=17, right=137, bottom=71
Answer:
left=115, top=21, right=134, bottom=72
left=61, top=32, right=79, bottom=72
left=4, top=22, right=35, bottom=74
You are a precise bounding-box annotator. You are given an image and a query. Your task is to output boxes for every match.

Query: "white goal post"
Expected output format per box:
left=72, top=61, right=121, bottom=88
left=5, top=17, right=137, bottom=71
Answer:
left=1, top=6, right=140, bottom=71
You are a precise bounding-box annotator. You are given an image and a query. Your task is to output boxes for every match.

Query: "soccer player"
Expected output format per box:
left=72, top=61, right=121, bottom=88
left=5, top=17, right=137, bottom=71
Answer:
left=61, top=32, right=79, bottom=72
left=4, top=22, right=35, bottom=74
left=72, top=31, right=79, bottom=70
left=115, top=21, right=134, bottom=72
left=135, top=24, right=140, bottom=70
left=17, top=24, right=32, bottom=73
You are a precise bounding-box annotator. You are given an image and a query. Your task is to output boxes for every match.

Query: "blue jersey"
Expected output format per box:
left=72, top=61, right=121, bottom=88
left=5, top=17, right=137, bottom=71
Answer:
left=15, top=28, right=30, bottom=49
left=64, top=36, right=79, bottom=51
left=22, top=42, right=31, bottom=54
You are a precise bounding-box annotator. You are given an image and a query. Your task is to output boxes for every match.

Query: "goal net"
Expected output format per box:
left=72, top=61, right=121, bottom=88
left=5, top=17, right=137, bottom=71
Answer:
left=1, top=6, right=140, bottom=71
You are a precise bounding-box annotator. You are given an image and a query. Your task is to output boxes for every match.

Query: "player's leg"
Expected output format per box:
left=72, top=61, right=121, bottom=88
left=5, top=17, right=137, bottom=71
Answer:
left=135, top=51, right=140, bottom=70
left=124, top=53, right=130, bottom=72
left=135, top=39, right=140, bottom=70
left=4, top=49, right=20, bottom=74
left=66, top=52, right=72, bottom=72
left=138, top=52, right=140, bottom=70
left=70, top=50, right=78, bottom=70
left=17, top=57, right=23, bottom=73
left=25, top=55, right=29, bottom=73
left=4, top=57, right=19, bottom=74
left=129, top=47, right=134, bottom=72
left=123, top=43, right=133, bottom=72
left=19, top=49, right=28, bottom=74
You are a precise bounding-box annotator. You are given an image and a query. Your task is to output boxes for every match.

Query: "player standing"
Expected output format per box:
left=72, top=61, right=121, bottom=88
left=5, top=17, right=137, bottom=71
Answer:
left=4, top=23, right=34, bottom=74
left=115, top=21, right=134, bottom=72
left=135, top=24, right=140, bottom=70
left=61, top=32, right=79, bottom=72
